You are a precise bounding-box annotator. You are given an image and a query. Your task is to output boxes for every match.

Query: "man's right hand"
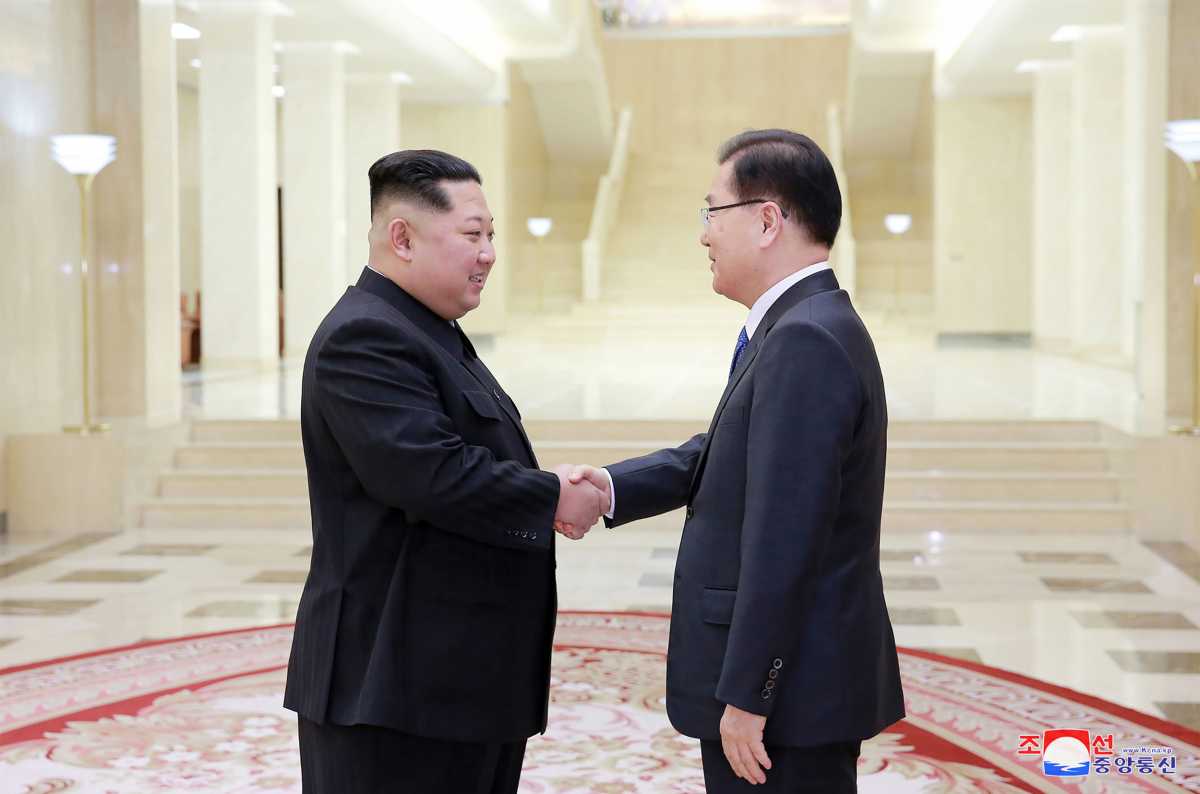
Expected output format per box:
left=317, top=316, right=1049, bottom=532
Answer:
left=552, top=465, right=606, bottom=539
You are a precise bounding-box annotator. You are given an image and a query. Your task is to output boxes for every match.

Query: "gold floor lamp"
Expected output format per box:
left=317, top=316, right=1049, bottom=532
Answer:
left=51, top=134, right=117, bottom=435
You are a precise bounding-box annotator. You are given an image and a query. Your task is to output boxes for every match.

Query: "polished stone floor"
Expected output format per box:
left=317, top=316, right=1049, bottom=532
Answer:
left=182, top=303, right=1146, bottom=433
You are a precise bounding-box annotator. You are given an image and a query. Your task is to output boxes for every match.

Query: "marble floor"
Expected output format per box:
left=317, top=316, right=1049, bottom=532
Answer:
left=183, top=302, right=1147, bottom=433
left=5, top=304, right=1198, bottom=740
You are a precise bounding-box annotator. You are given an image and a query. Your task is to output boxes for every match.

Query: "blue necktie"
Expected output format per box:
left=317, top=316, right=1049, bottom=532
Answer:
left=728, top=326, right=749, bottom=380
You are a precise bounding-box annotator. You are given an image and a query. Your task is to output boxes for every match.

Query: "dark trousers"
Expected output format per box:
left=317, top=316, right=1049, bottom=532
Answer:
left=700, top=739, right=861, bottom=793
left=297, top=716, right=527, bottom=794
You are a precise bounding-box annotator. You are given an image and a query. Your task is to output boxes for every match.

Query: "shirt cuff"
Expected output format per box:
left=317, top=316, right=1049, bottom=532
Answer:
left=602, top=467, right=616, bottom=520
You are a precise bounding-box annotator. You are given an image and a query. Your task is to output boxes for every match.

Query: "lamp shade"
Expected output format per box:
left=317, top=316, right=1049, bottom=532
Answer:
left=1165, top=119, right=1200, bottom=164
left=884, top=213, right=912, bottom=235
left=527, top=217, right=553, bottom=238
left=51, top=134, right=117, bottom=176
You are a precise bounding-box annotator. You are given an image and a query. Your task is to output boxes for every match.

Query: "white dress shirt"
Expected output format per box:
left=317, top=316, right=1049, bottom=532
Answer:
left=600, top=260, right=832, bottom=520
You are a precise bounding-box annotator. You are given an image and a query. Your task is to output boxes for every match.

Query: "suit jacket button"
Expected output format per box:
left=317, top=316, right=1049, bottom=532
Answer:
left=761, top=689, right=771, bottom=699
left=765, top=680, right=775, bottom=690
left=768, top=669, right=778, bottom=680
left=772, top=658, right=783, bottom=670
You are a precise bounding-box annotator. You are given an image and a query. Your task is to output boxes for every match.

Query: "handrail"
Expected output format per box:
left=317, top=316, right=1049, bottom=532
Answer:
left=581, top=106, right=633, bottom=302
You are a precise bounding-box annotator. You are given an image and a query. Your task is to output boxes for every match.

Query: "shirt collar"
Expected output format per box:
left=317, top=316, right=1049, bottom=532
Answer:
left=365, top=262, right=455, bottom=328
left=745, top=261, right=831, bottom=340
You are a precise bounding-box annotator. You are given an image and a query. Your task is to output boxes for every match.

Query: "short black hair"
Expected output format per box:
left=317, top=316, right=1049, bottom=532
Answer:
left=368, top=149, right=482, bottom=218
left=717, top=129, right=841, bottom=248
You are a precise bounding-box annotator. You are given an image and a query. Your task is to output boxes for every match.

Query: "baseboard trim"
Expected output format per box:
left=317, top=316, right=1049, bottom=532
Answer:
left=936, top=332, right=1032, bottom=349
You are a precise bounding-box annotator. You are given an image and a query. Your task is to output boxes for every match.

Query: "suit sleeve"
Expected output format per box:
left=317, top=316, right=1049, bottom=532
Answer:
left=715, top=321, right=862, bottom=716
left=603, top=433, right=706, bottom=528
left=314, top=316, right=560, bottom=551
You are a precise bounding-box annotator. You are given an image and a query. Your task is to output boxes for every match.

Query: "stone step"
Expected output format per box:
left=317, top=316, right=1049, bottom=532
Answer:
left=139, top=496, right=1129, bottom=532
left=157, top=467, right=1122, bottom=504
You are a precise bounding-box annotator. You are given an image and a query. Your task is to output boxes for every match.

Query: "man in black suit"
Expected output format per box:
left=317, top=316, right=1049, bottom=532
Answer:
left=283, top=149, right=607, bottom=793
left=562, top=130, right=904, bottom=792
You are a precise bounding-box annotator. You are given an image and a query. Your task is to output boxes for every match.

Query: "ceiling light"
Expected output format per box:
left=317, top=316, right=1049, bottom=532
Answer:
left=526, top=217, right=553, bottom=238
left=272, top=85, right=286, bottom=99
left=1165, top=119, right=1200, bottom=164
left=1050, top=25, right=1082, bottom=43
left=390, top=72, right=413, bottom=85
left=190, top=58, right=202, bottom=69
left=884, top=214, right=912, bottom=236
left=171, top=22, right=201, bottom=40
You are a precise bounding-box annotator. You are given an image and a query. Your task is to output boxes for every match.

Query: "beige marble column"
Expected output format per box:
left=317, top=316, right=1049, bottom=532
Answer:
left=197, top=0, right=279, bottom=368
left=344, top=78, right=400, bottom=285
left=1031, top=63, right=1073, bottom=350
left=280, top=43, right=347, bottom=357
left=1124, top=0, right=1170, bottom=435
left=1069, top=30, right=1126, bottom=358
left=88, top=0, right=181, bottom=425
left=138, top=0, right=182, bottom=424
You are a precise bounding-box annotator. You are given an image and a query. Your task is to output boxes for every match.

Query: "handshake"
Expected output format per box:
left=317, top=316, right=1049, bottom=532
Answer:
left=550, top=464, right=610, bottom=540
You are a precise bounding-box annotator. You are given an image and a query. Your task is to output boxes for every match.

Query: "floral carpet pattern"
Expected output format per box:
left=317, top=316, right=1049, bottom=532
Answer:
left=1, top=612, right=1197, bottom=792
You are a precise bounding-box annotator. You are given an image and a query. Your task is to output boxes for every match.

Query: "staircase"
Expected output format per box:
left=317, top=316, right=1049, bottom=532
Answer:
left=141, top=418, right=1132, bottom=534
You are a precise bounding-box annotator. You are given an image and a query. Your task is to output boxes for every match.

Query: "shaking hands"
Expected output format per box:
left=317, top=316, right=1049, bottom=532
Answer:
left=551, top=464, right=611, bottom=540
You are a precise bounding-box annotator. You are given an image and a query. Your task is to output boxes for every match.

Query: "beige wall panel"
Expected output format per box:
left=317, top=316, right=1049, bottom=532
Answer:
left=1031, top=65, right=1073, bottom=348
left=603, top=35, right=849, bottom=171
left=934, top=97, right=1033, bottom=335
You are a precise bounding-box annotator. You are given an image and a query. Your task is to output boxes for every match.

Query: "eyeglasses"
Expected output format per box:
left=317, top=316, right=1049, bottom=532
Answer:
left=700, top=199, right=788, bottom=226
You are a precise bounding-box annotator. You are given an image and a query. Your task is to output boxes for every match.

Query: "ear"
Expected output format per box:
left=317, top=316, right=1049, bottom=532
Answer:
left=758, top=202, right=784, bottom=248
left=389, top=217, right=414, bottom=261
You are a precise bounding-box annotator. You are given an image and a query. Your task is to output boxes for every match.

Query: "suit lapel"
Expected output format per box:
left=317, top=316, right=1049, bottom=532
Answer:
left=454, top=325, right=540, bottom=465
left=686, top=269, right=841, bottom=500
left=354, top=267, right=540, bottom=466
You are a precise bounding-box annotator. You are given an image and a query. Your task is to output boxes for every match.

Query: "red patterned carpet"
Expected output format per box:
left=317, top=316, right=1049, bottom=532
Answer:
left=1, top=612, right=1197, bottom=792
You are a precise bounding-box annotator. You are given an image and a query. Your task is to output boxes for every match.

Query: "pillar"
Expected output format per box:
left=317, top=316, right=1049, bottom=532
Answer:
left=1031, top=62, right=1074, bottom=350
left=1069, top=30, right=1125, bottom=356
left=197, top=0, right=279, bottom=368
left=280, top=43, right=346, bottom=357
left=345, top=78, right=400, bottom=284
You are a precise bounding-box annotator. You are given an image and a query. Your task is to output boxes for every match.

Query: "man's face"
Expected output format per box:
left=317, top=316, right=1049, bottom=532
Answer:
left=404, top=180, right=495, bottom=321
left=700, top=160, right=759, bottom=307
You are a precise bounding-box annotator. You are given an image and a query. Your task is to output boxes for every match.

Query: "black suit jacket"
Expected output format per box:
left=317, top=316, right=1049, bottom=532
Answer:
left=606, top=269, right=905, bottom=747
left=283, top=267, right=560, bottom=743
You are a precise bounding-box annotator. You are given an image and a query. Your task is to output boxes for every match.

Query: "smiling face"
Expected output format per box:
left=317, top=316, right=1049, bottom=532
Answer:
left=700, top=159, right=762, bottom=307
left=388, top=180, right=496, bottom=321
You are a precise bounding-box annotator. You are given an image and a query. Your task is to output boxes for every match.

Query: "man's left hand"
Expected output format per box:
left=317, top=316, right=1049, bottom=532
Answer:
left=720, top=703, right=771, bottom=785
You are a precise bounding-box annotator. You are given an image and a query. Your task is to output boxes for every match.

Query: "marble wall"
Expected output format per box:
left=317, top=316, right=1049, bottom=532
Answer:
left=0, top=0, right=95, bottom=515
left=934, top=96, right=1034, bottom=336
left=1167, top=0, right=1200, bottom=424
left=603, top=34, right=849, bottom=171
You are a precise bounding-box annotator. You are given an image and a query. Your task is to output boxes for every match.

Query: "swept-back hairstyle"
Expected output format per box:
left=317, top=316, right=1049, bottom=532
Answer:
left=717, top=129, right=841, bottom=248
left=367, top=149, right=482, bottom=218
